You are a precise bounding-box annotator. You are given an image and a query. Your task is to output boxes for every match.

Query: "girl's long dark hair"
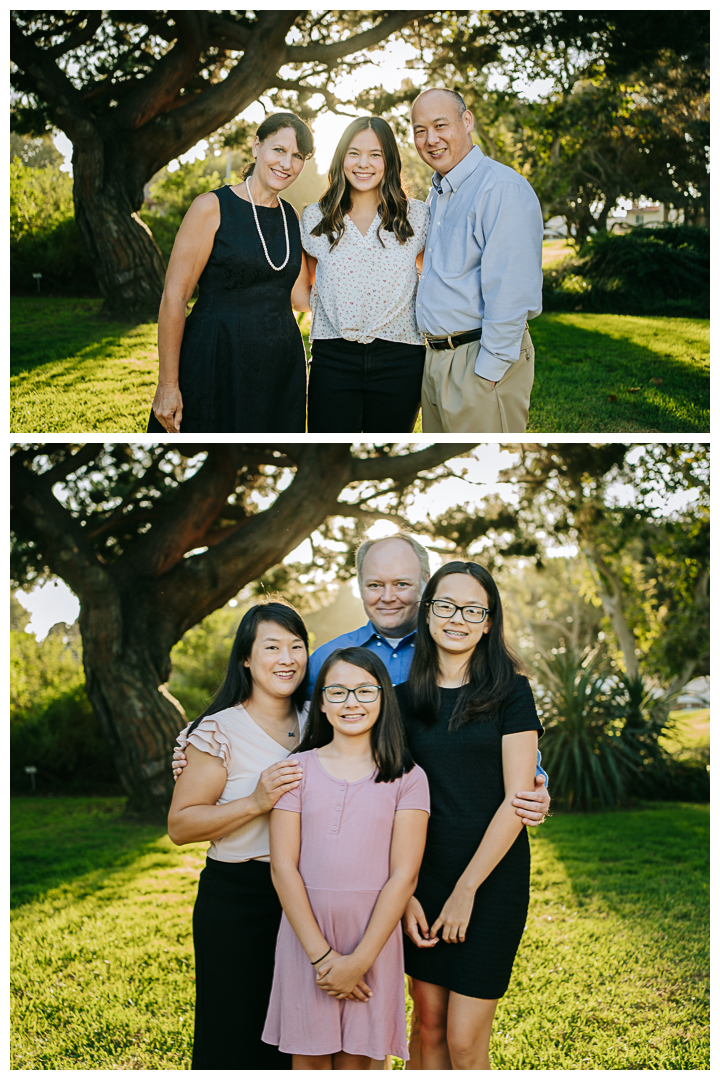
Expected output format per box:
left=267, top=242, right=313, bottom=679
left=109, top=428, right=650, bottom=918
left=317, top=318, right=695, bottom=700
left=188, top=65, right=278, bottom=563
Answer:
left=298, top=647, right=414, bottom=783
left=311, top=116, right=414, bottom=250
left=406, top=562, right=523, bottom=730
left=187, top=602, right=309, bottom=736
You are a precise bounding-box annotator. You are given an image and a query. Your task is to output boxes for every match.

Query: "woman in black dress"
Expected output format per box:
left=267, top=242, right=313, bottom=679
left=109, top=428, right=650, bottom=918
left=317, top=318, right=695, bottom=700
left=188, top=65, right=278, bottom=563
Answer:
left=397, top=561, right=543, bottom=1070
left=149, top=112, right=313, bottom=434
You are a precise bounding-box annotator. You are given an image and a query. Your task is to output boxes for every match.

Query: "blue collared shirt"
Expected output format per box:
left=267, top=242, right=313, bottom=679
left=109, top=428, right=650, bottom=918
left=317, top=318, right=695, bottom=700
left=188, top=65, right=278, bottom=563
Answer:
left=415, top=145, right=544, bottom=382
left=307, top=621, right=416, bottom=696
left=307, top=621, right=548, bottom=784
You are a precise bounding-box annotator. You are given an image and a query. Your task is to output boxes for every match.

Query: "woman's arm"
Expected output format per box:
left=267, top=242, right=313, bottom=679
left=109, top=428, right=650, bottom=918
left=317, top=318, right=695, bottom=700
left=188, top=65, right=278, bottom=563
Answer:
left=315, top=808, right=429, bottom=997
left=151, top=192, right=220, bottom=433
left=291, top=251, right=316, bottom=311
left=430, top=731, right=538, bottom=943
left=167, top=744, right=302, bottom=846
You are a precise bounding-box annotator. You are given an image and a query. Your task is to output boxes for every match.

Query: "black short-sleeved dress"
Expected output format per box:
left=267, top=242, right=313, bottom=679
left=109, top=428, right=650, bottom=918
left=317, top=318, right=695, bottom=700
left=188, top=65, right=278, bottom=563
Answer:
left=397, top=675, right=543, bottom=1000
left=147, top=185, right=307, bottom=434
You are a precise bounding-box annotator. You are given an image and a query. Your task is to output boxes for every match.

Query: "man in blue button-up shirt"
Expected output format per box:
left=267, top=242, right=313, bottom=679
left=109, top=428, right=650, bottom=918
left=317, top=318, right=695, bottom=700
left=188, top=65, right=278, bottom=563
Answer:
left=412, top=87, right=544, bottom=434
left=308, top=533, right=550, bottom=817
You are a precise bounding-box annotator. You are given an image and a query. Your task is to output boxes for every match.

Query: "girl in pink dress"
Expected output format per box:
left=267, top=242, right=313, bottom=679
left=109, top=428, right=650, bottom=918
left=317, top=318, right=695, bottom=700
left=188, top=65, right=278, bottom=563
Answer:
left=262, top=646, right=430, bottom=1069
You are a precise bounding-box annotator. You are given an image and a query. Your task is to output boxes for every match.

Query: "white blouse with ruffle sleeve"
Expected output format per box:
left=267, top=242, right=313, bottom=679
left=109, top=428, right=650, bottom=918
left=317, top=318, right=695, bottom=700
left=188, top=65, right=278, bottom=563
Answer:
left=176, top=702, right=309, bottom=864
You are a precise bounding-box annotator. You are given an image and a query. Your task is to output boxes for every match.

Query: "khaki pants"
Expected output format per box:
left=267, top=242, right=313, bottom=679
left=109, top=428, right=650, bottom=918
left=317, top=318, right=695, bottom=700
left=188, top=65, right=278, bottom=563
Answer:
left=421, top=327, right=535, bottom=433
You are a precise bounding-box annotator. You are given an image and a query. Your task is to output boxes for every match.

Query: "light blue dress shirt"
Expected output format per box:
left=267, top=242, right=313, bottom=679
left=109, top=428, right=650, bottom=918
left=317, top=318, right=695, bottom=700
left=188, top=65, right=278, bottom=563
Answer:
left=307, top=621, right=548, bottom=784
left=415, top=145, right=544, bottom=383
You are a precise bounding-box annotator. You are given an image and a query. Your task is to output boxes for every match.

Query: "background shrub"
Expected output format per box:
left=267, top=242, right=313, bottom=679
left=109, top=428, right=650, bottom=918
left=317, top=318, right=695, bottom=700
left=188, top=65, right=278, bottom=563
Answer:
left=10, top=159, right=99, bottom=296
left=534, top=647, right=676, bottom=811
left=543, top=224, right=709, bottom=317
left=10, top=621, right=119, bottom=794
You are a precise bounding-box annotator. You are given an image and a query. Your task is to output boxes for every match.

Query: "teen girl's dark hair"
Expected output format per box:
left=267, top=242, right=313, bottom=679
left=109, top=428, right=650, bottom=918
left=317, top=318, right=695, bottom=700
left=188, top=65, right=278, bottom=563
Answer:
left=243, top=111, right=314, bottom=178
left=310, top=116, right=414, bottom=250
left=406, top=561, right=523, bottom=730
left=298, top=647, right=414, bottom=783
left=187, top=602, right=309, bottom=736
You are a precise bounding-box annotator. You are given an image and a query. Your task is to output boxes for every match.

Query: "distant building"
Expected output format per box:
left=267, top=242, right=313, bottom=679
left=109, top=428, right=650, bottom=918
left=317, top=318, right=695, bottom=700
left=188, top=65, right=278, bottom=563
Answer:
left=543, top=216, right=568, bottom=239
left=607, top=201, right=684, bottom=232
left=676, top=676, right=710, bottom=709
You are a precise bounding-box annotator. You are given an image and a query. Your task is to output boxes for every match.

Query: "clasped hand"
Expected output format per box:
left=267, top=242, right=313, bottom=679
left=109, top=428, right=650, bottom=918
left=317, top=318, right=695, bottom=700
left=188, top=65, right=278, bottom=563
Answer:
left=314, top=950, right=373, bottom=1002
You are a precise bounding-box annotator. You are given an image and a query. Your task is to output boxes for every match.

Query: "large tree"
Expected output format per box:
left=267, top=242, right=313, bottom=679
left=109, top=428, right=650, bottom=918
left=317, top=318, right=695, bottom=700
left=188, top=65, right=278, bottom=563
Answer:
left=11, top=442, right=472, bottom=812
left=10, top=10, right=426, bottom=313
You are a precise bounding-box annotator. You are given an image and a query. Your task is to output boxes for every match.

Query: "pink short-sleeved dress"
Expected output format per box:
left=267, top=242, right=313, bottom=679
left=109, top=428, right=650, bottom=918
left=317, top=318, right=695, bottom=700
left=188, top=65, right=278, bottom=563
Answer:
left=262, top=749, right=430, bottom=1060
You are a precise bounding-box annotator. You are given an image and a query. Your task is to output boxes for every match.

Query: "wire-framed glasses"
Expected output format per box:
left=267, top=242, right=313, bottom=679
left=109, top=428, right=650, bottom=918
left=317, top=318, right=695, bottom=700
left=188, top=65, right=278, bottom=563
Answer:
left=427, top=600, right=489, bottom=623
left=322, top=685, right=382, bottom=704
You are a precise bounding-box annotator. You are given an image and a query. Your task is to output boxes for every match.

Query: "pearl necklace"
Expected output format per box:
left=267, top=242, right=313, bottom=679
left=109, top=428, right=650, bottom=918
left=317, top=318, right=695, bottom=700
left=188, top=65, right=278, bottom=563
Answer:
left=246, top=172, right=290, bottom=272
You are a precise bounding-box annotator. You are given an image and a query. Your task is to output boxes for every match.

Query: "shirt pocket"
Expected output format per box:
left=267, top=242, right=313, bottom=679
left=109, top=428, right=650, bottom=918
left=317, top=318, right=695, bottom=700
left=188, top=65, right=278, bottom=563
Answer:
left=435, top=224, right=468, bottom=275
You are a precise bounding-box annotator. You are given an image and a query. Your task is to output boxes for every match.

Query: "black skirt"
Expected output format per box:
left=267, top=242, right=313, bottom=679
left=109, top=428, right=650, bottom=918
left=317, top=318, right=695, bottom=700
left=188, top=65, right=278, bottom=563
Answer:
left=192, top=856, right=291, bottom=1070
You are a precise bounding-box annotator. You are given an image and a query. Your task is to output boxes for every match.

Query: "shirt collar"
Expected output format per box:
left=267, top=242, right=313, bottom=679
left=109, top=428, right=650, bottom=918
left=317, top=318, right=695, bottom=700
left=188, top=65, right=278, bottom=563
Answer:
left=432, top=144, right=484, bottom=195
left=368, top=622, right=417, bottom=647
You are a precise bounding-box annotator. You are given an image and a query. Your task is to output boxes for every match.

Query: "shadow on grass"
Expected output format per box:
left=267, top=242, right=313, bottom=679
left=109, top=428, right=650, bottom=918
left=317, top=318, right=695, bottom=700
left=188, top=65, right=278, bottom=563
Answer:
left=536, top=802, right=709, bottom=916
left=10, top=796, right=170, bottom=909
left=529, top=315, right=709, bottom=432
left=10, top=298, right=157, bottom=376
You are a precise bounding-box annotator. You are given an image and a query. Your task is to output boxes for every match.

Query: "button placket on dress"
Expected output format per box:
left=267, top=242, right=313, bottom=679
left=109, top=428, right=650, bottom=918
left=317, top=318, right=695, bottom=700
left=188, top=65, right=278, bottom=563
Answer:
left=329, top=779, right=348, bottom=835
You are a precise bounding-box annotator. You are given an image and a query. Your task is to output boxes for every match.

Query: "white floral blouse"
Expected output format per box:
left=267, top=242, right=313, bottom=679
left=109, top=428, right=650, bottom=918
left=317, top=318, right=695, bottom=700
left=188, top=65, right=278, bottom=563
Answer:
left=299, top=198, right=429, bottom=345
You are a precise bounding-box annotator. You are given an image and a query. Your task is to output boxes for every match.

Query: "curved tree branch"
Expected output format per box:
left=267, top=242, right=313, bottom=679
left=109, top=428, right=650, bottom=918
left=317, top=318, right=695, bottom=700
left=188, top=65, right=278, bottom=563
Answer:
left=286, top=11, right=425, bottom=64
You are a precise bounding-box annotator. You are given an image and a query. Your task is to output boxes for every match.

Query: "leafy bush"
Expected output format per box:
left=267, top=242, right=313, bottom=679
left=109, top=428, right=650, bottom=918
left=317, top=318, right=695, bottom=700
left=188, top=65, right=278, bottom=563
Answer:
left=10, top=159, right=99, bottom=295
left=534, top=648, right=671, bottom=811
left=543, top=224, right=709, bottom=317
left=11, top=684, right=120, bottom=794
left=10, top=626, right=119, bottom=793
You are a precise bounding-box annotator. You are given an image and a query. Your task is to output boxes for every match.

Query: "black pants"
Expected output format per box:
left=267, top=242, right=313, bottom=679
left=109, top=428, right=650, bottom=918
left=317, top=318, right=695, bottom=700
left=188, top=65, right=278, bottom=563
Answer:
left=192, top=857, right=290, bottom=1070
left=308, top=337, right=425, bottom=433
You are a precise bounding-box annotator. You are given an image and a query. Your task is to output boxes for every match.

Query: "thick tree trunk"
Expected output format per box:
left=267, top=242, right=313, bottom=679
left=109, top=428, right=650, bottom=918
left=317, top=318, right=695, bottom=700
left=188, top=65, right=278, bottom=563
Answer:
left=81, top=603, right=184, bottom=814
left=73, top=155, right=166, bottom=314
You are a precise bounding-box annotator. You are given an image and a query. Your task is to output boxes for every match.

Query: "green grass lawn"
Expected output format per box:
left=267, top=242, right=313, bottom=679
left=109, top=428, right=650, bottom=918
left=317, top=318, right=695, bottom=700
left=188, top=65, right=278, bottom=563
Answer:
left=11, top=797, right=708, bottom=1069
left=11, top=298, right=709, bottom=434
left=526, top=313, right=709, bottom=433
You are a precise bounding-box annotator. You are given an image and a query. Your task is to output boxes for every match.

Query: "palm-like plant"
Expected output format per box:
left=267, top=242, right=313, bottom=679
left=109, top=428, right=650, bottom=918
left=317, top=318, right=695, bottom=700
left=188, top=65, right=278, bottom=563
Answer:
left=533, top=647, right=669, bottom=811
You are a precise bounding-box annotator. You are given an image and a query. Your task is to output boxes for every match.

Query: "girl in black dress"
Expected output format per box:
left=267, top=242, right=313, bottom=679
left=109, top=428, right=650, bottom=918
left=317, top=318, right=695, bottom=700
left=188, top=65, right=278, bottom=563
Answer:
left=397, top=561, right=543, bottom=1070
left=149, top=112, right=313, bottom=434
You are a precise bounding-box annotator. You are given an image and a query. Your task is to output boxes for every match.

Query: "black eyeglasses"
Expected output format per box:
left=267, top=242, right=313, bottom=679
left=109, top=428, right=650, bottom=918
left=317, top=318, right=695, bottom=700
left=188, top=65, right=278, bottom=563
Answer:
left=427, top=600, right=489, bottom=624
left=322, top=685, right=382, bottom=704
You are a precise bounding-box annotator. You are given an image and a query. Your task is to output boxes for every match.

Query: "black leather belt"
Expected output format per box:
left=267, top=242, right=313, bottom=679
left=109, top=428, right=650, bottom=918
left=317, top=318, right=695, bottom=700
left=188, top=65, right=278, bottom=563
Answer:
left=424, top=328, right=482, bottom=350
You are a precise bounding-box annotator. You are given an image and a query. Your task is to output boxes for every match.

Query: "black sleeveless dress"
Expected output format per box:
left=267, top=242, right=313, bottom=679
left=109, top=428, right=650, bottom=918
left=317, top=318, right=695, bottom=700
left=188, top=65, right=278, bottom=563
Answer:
left=397, top=677, right=543, bottom=1000
left=147, top=185, right=307, bottom=434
